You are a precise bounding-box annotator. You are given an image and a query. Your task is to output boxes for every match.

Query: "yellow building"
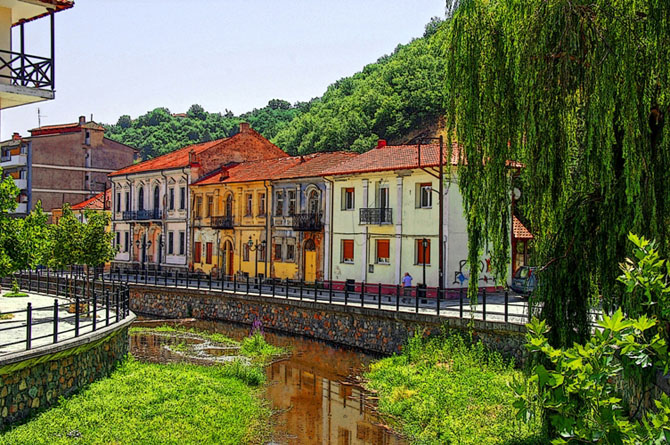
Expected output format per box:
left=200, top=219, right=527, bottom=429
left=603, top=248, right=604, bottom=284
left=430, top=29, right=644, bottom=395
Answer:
left=190, top=157, right=301, bottom=278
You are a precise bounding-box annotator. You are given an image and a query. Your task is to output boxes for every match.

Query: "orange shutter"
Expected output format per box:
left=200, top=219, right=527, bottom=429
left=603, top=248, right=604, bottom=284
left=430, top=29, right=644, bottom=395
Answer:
left=194, top=242, right=202, bottom=263
left=206, top=242, right=213, bottom=264
left=377, top=239, right=389, bottom=259
left=343, top=240, right=354, bottom=261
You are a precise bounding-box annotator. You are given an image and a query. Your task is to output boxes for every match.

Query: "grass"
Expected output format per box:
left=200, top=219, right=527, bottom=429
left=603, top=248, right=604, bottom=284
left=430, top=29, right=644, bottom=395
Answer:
left=241, top=333, right=285, bottom=362
left=0, top=357, right=271, bottom=445
left=1, top=292, right=28, bottom=298
left=365, top=332, right=545, bottom=445
left=0, top=313, right=14, bottom=320
left=130, top=325, right=238, bottom=346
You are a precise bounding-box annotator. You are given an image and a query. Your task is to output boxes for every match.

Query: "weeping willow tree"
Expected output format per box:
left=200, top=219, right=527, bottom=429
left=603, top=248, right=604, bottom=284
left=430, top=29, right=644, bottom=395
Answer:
left=444, top=0, right=670, bottom=346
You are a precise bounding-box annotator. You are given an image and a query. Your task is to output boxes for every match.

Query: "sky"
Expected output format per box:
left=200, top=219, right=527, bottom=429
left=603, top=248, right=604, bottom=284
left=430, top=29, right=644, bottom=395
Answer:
left=0, top=0, right=445, bottom=140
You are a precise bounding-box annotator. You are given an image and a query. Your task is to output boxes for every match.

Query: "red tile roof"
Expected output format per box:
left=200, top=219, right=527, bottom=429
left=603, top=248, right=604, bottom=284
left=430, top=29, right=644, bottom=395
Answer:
left=194, top=157, right=304, bottom=186
left=322, top=143, right=461, bottom=176
left=109, top=139, right=225, bottom=177
left=279, top=152, right=358, bottom=179
left=71, top=189, right=111, bottom=211
left=512, top=216, right=533, bottom=239
left=30, top=122, right=81, bottom=136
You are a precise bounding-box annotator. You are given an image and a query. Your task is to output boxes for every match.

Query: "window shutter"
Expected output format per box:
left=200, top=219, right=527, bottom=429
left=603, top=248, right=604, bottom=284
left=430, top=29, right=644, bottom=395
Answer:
left=206, top=242, right=213, bottom=264
left=417, top=239, right=431, bottom=264
left=194, top=242, right=201, bottom=263
left=377, top=239, right=389, bottom=259
left=343, top=240, right=354, bottom=261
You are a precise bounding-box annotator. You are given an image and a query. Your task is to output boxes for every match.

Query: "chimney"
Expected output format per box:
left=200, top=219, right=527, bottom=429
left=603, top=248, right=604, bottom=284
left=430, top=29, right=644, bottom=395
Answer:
left=376, top=139, right=387, bottom=149
left=239, top=122, right=250, bottom=133
left=12, top=132, right=21, bottom=140
left=219, top=165, right=230, bottom=180
left=79, top=116, right=86, bottom=125
left=299, top=155, right=305, bottom=163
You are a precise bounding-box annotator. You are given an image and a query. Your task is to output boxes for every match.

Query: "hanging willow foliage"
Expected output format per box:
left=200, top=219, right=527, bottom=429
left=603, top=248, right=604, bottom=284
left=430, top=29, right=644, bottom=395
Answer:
left=444, top=0, right=670, bottom=346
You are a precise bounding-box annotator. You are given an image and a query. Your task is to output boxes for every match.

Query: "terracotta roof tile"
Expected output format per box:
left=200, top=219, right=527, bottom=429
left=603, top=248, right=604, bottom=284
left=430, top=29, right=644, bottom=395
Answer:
left=512, top=215, right=533, bottom=239
left=278, top=152, right=359, bottom=179
left=194, top=157, right=304, bottom=186
left=322, top=143, right=461, bottom=176
left=109, top=139, right=226, bottom=177
left=15, top=0, right=74, bottom=26
left=71, top=189, right=111, bottom=211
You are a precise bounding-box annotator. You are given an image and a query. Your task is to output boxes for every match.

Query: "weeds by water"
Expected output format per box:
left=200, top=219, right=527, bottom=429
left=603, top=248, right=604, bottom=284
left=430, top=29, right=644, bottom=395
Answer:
left=0, top=357, right=271, bottom=445
left=130, top=325, right=238, bottom=345
left=365, top=332, right=545, bottom=445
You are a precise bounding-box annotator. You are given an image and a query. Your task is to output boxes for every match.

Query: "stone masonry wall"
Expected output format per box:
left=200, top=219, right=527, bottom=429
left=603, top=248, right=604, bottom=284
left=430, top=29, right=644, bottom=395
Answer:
left=129, top=286, right=527, bottom=362
left=0, top=327, right=129, bottom=430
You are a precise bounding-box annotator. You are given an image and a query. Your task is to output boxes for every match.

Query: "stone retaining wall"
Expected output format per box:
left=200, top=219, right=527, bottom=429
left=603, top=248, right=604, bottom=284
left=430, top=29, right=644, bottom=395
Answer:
left=129, top=286, right=527, bottom=362
left=0, top=317, right=133, bottom=430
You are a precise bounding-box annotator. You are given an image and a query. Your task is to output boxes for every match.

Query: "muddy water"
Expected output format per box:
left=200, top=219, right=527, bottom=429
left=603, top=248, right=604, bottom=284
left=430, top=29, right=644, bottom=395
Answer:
left=130, top=320, right=406, bottom=445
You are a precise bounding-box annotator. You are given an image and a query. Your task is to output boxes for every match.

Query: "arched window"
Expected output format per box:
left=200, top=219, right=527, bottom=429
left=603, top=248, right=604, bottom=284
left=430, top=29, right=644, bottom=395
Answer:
left=225, top=194, right=233, bottom=217
left=153, top=186, right=160, bottom=209
left=308, top=190, right=320, bottom=215
left=138, top=187, right=144, bottom=211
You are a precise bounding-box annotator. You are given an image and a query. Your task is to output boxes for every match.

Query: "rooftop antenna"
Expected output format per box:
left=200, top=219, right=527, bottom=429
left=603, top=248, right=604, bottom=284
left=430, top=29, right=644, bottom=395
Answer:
left=37, top=108, right=47, bottom=127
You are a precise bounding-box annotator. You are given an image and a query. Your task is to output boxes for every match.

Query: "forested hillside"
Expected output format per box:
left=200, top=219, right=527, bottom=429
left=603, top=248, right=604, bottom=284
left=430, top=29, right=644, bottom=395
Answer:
left=105, top=18, right=446, bottom=159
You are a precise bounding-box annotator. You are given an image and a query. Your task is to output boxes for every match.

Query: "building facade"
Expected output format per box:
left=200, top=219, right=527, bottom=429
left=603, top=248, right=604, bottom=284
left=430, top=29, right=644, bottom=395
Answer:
left=109, top=123, right=288, bottom=272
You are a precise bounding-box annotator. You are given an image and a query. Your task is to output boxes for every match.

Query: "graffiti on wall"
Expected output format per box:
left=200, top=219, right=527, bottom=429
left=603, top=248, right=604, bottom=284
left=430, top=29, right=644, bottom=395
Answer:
left=452, top=257, right=496, bottom=286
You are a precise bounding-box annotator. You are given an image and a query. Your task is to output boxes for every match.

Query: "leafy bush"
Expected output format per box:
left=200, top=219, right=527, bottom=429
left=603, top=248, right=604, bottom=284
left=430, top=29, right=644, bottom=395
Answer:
left=366, top=332, right=544, bottom=444
left=240, top=333, right=284, bottom=361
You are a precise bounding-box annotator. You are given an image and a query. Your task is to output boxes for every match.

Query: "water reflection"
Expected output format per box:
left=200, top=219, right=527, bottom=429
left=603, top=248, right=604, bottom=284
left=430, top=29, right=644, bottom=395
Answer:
left=129, top=320, right=405, bottom=445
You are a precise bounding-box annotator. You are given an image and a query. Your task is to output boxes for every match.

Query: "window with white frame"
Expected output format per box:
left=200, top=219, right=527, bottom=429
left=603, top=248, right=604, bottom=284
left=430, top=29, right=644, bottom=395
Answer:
left=275, top=191, right=284, bottom=216
left=287, top=190, right=296, bottom=216
left=418, top=183, right=432, bottom=208
left=342, top=187, right=355, bottom=210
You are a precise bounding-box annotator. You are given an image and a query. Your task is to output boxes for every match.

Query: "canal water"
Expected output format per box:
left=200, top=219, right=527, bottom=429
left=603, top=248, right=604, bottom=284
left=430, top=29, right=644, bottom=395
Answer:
left=130, top=319, right=406, bottom=445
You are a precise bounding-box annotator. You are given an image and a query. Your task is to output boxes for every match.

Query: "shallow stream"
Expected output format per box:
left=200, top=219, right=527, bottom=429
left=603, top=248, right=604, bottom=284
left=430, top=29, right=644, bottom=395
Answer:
left=130, top=319, right=406, bottom=445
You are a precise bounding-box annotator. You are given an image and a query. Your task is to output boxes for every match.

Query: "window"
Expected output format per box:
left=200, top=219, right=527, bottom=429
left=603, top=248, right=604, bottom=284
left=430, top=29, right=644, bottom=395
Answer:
left=258, top=193, right=266, bottom=216
left=288, top=190, right=296, bottom=216
left=225, top=194, right=233, bottom=217
left=85, top=130, right=91, bottom=145
left=138, top=187, right=144, bottom=211
left=245, top=193, right=253, bottom=216
left=376, top=239, right=390, bottom=264
left=342, top=240, right=354, bottom=263
left=194, top=196, right=202, bottom=218
left=206, top=196, right=213, bottom=217
left=169, top=188, right=175, bottom=210
left=115, top=232, right=120, bottom=248
left=416, top=239, right=431, bottom=265
left=286, top=242, right=295, bottom=262
left=342, top=188, right=355, bottom=210
left=308, top=190, right=319, bottom=214
left=243, top=243, right=250, bottom=262
left=206, top=242, right=213, bottom=264
left=124, top=232, right=129, bottom=252
left=259, top=243, right=266, bottom=261
left=168, top=232, right=174, bottom=254
left=419, top=183, right=432, bottom=208
left=179, top=186, right=186, bottom=210
left=179, top=232, right=185, bottom=255
left=194, top=242, right=202, bottom=263
left=153, top=186, right=160, bottom=209
left=125, top=191, right=130, bottom=212
left=275, top=191, right=284, bottom=216
left=274, top=243, right=282, bottom=261
left=116, top=193, right=121, bottom=212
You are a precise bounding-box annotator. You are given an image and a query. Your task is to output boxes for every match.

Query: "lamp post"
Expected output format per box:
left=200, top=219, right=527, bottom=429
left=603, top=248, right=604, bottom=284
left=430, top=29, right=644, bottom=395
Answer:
left=135, top=237, right=152, bottom=270
left=247, top=236, right=266, bottom=280
left=421, top=238, right=428, bottom=287
left=157, top=235, right=164, bottom=271
left=417, top=135, right=444, bottom=289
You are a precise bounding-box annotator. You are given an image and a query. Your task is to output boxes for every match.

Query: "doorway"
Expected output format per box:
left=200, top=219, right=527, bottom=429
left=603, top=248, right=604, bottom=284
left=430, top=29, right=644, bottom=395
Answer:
left=222, top=240, right=234, bottom=277
left=303, top=239, right=316, bottom=282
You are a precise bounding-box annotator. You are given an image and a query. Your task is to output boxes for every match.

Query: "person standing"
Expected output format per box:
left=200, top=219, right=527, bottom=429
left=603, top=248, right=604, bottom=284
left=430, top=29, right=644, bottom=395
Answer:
left=402, top=272, right=413, bottom=296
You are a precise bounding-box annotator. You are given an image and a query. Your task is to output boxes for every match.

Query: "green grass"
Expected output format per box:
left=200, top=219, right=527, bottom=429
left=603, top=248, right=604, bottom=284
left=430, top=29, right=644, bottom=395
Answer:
left=365, top=333, right=545, bottom=445
left=241, top=333, right=285, bottom=362
left=0, top=313, right=14, bottom=320
left=1, top=292, right=28, bottom=298
left=130, top=325, right=238, bottom=346
left=0, top=357, right=271, bottom=445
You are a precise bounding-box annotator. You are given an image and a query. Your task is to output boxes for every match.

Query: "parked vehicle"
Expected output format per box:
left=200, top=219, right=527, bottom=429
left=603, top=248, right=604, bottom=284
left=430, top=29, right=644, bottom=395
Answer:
left=510, top=266, right=537, bottom=295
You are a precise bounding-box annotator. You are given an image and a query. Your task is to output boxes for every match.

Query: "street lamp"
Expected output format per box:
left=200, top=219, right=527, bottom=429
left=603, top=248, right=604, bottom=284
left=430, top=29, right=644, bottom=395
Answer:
left=135, top=238, right=152, bottom=270
left=247, top=236, right=266, bottom=280
left=157, top=235, right=164, bottom=271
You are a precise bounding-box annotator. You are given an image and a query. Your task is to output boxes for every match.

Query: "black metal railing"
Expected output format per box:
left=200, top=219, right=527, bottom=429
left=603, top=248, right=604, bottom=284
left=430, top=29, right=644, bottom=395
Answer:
left=0, top=49, right=53, bottom=89
left=211, top=215, right=234, bottom=229
left=122, top=209, right=162, bottom=221
left=359, top=208, right=393, bottom=225
left=0, top=273, right=130, bottom=356
left=292, top=212, right=323, bottom=231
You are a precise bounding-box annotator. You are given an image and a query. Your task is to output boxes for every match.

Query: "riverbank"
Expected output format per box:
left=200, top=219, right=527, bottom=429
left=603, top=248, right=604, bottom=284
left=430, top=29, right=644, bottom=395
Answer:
left=0, top=325, right=283, bottom=445
left=365, top=332, right=546, bottom=444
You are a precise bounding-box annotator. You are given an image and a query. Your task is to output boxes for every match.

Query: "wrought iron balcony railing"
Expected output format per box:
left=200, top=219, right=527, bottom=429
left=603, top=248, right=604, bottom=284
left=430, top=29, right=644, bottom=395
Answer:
left=122, top=209, right=162, bottom=221
left=359, top=208, right=393, bottom=225
left=211, top=215, right=234, bottom=229
left=0, top=49, right=53, bottom=89
left=292, top=212, right=323, bottom=231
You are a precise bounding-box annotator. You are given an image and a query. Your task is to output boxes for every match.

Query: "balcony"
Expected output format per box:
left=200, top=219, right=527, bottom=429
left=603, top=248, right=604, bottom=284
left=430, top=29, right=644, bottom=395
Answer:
left=359, top=208, right=393, bottom=225
left=13, top=178, right=27, bottom=190
left=0, top=154, right=27, bottom=168
left=122, top=209, right=162, bottom=221
left=0, top=50, right=55, bottom=109
left=211, top=216, right=234, bottom=229
left=273, top=215, right=293, bottom=227
left=13, top=202, right=27, bottom=214
left=292, top=213, right=323, bottom=231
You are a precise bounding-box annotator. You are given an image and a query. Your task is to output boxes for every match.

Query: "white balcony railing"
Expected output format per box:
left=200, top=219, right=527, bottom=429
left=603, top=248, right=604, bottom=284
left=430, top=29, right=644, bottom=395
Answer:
left=0, top=154, right=27, bottom=168
left=13, top=178, right=27, bottom=189
left=13, top=202, right=27, bottom=214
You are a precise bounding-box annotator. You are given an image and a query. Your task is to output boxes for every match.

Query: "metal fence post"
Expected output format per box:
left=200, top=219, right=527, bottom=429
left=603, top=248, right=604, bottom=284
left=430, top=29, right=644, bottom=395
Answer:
left=329, top=282, right=333, bottom=304
left=396, top=284, right=400, bottom=311
left=246, top=275, right=250, bottom=294
left=115, top=289, right=120, bottom=322
left=106, top=290, right=110, bottom=326
left=28, top=269, right=32, bottom=292
left=37, top=269, right=40, bottom=293
left=299, top=280, right=303, bottom=301
left=233, top=274, right=237, bottom=293
left=504, top=291, right=509, bottom=323
left=53, top=299, right=58, bottom=343
left=259, top=277, right=263, bottom=297
left=314, top=280, right=318, bottom=302
left=272, top=279, right=276, bottom=298
left=144, top=268, right=148, bottom=285
left=437, top=287, right=441, bottom=316
left=57, top=272, right=60, bottom=297
left=75, top=293, right=80, bottom=337
left=26, top=302, right=32, bottom=350
left=175, top=270, right=178, bottom=288
left=92, top=291, right=97, bottom=331
left=344, top=284, right=348, bottom=306
left=285, top=278, right=289, bottom=299
left=459, top=287, right=464, bottom=319
left=209, top=273, right=212, bottom=291
left=482, top=288, right=487, bottom=321
left=415, top=287, right=419, bottom=313
left=378, top=283, right=382, bottom=310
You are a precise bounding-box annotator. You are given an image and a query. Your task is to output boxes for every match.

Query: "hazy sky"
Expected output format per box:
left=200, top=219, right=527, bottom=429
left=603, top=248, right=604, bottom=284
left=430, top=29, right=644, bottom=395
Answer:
left=0, top=0, right=445, bottom=140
